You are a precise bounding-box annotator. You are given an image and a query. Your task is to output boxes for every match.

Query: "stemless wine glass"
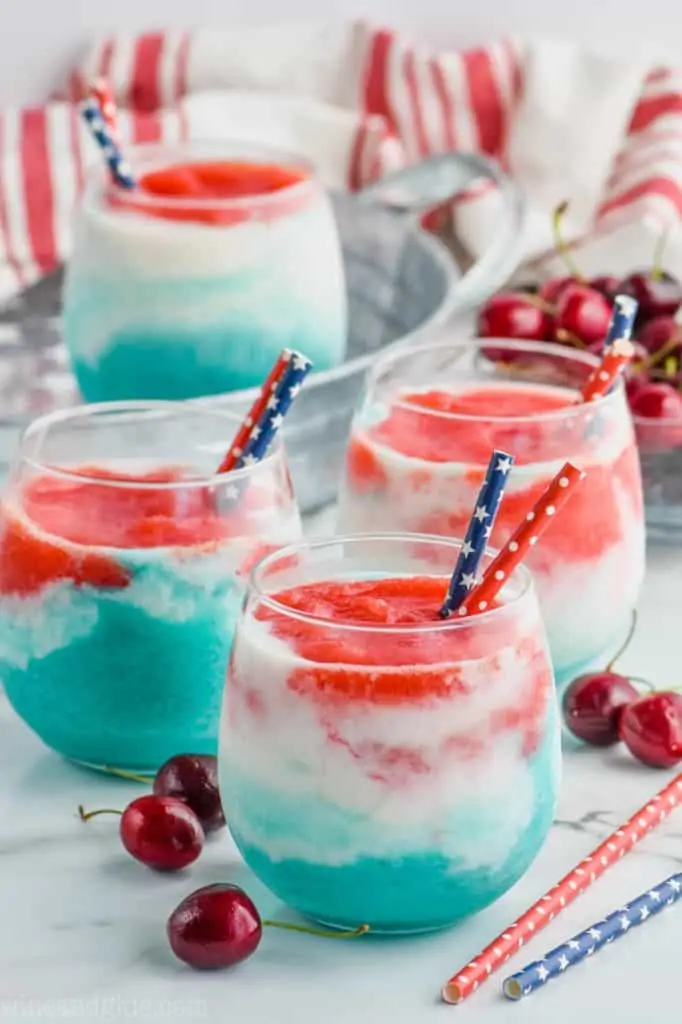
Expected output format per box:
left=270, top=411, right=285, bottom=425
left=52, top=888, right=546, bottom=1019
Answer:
left=0, top=402, right=301, bottom=771
left=338, top=339, right=645, bottom=686
left=63, top=140, right=347, bottom=402
left=220, top=534, right=559, bottom=933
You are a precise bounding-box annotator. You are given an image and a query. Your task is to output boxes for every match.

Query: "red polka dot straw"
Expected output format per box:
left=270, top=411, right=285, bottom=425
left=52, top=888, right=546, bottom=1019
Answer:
left=459, top=462, right=584, bottom=616
left=581, top=337, right=635, bottom=402
left=89, top=78, right=121, bottom=142
left=441, top=774, right=682, bottom=1005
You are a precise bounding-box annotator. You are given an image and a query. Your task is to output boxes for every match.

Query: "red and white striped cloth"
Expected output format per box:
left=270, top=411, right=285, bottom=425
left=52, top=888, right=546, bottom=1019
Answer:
left=2, top=20, right=682, bottom=302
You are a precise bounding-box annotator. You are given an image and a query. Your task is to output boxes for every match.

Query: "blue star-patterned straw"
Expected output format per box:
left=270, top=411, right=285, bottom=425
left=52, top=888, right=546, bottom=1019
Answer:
left=603, top=293, right=638, bottom=352
left=236, top=350, right=313, bottom=469
left=439, top=448, right=514, bottom=618
left=503, top=871, right=682, bottom=1001
left=80, top=97, right=135, bottom=190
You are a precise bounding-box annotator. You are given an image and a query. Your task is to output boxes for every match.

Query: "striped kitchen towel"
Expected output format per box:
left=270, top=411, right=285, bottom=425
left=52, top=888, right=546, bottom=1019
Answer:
left=1, top=20, right=681, bottom=301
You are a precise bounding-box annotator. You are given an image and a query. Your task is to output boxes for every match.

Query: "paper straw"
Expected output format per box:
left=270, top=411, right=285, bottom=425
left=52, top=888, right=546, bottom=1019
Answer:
left=602, top=293, right=638, bottom=353
left=237, top=352, right=312, bottom=467
left=80, top=98, right=135, bottom=190
left=578, top=292, right=637, bottom=401
left=89, top=78, right=121, bottom=142
left=217, top=350, right=294, bottom=473
left=581, top=337, right=635, bottom=403
left=439, top=449, right=514, bottom=617
left=459, top=462, right=584, bottom=616
left=441, top=773, right=682, bottom=1004
left=503, top=871, right=682, bottom=1001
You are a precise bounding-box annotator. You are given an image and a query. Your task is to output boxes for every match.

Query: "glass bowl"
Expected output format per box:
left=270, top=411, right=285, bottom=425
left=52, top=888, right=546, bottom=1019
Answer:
left=0, top=181, right=525, bottom=510
left=634, top=412, right=682, bottom=543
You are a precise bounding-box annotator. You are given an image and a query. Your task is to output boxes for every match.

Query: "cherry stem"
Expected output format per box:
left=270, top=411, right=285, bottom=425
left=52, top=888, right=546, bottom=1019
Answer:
left=262, top=920, right=370, bottom=940
left=77, top=805, right=123, bottom=822
left=652, top=230, right=669, bottom=282
left=606, top=609, right=637, bottom=672
left=627, top=676, right=656, bottom=693
left=522, top=293, right=555, bottom=315
left=644, top=334, right=681, bottom=371
left=100, top=766, right=153, bottom=784
left=555, top=327, right=587, bottom=349
left=552, top=201, right=586, bottom=283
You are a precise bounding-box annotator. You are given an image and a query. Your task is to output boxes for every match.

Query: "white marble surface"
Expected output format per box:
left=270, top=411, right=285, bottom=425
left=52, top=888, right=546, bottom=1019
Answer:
left=0, top=525, right=681, bottom=1023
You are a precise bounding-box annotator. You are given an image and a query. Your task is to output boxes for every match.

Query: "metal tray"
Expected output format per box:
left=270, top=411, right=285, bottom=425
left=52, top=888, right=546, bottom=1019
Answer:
left=0, top=187, right=524, bottom=512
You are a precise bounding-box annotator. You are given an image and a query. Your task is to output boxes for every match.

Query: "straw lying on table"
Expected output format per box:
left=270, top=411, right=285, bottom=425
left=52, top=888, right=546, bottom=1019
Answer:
left=81, top=97, right=135, bottom=189
left=441, top=773, right=682, bottom=1005
left=459, top=462, right=585, bottom=616
left=439, top=449, right=514, bottom=618
left=503, top=871, right=682, bottom=1001
left=217, top=349, right=313, bottom=474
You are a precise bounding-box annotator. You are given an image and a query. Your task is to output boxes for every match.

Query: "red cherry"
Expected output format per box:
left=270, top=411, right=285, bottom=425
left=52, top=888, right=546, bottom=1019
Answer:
left=168, top=883, right=262, bottom=969
left=589, top=275, right=621, bottom=300
left=554, top=283, right=612, bottom=346
left=120, top=795, right=204, bottom=871
left=166, top=884, right=369, bottom=971
left=625, top=373, right=648, bottom=404
left=478, top=292, right=554, bottom=343
left=538, top=276, right=574, bottom=304
left=562, top=671, right=639, bottom=746
left=636, top=315, right=681, bottom=357
left=619, top=692, right=682, bottom=768
left=154, top=754, right=225, bottom=834
left=630, top=382, right=682, bottom=419
left=621, top=271, right=682, bottom=322
left=631, top=382, right=682, bottom=452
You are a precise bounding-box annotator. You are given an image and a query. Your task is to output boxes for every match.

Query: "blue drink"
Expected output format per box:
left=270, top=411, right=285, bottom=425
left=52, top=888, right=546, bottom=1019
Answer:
left=63, top=144, right=347, bottom=402
left=220, top=536, right=560, bottom=933
left=0, top=403, right=301, bottom=771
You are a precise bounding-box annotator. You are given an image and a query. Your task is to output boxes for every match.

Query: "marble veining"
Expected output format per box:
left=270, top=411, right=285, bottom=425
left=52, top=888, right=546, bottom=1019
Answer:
left=0, top=519, right=679, bottom=1023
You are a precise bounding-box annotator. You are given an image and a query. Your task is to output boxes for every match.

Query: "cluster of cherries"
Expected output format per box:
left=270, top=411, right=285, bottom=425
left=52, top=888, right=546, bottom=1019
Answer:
left=79, top=753, right=366, bottom=971
left=562, top=617, right=682, bottom=767
left=478, top=204, right=682, bottom=439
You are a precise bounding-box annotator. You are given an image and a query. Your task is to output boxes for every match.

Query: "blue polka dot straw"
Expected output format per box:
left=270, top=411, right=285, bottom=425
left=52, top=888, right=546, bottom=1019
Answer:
left=503, top=872, right=682, bottom=1001
left=80, top=97, right=135, bottom=190
left=439, top=448, right=514, bottom=618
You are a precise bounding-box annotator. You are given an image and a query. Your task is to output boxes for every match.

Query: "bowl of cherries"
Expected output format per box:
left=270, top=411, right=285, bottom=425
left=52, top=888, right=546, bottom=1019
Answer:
left=477, top=204, right=682, bottom=543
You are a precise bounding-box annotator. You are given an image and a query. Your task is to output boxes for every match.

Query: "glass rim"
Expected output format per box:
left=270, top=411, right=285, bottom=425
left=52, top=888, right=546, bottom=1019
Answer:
left=248, top=532, right=533, bottom=634
left=91, top=138, right=317, bottom=212
left=366, top=337, right=625, bottom=425
left=19, top=399, right=283, bottom=490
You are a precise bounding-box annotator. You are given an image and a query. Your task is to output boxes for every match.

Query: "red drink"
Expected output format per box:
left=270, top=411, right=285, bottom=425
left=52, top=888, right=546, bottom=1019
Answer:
left=220, top=535, right=559, bottom=933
